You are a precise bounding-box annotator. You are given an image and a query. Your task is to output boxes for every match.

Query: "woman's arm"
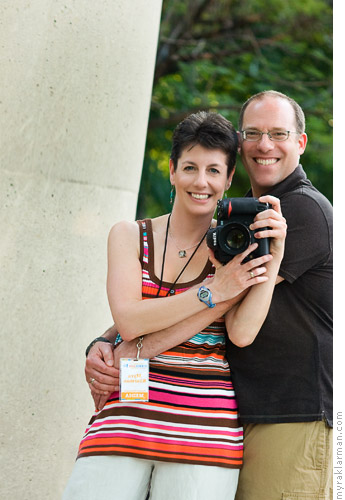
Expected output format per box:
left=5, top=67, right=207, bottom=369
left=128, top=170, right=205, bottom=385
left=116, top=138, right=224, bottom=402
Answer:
left=224, top=195, right=287, bottom=347
left=107, top=220, right=271, bottom=341
left=116, top=291, right=247, bottom=360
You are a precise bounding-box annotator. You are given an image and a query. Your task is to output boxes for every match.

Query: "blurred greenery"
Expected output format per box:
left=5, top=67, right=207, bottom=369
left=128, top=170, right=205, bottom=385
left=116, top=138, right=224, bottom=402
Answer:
left=136, top=0, right=332, bottom=219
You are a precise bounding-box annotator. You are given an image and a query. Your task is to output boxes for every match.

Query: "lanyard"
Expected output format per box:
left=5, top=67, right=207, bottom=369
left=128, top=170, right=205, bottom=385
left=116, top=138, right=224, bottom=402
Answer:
left=156, top=213, right=209, bottom=297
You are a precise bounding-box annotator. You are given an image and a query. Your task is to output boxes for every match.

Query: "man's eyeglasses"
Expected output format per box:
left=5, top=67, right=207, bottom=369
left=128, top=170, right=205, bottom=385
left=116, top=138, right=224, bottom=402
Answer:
left=241, top=130, right=300, bottom=142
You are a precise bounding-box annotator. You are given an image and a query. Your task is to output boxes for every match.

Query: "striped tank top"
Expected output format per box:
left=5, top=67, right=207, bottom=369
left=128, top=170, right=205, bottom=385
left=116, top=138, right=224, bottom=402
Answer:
left=77, top=219, right=243, bottom=468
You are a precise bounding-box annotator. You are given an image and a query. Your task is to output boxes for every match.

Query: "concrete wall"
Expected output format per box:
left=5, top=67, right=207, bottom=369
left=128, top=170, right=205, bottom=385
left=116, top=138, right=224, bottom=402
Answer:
left=0, top=1, right=162, bottom=498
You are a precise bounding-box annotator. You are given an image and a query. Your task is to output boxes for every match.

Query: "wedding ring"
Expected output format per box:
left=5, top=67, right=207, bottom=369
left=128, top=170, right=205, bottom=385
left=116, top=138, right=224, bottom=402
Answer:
left=249, top=271, right=255, bottom=279
left=90, top=378, right=96, bottom=385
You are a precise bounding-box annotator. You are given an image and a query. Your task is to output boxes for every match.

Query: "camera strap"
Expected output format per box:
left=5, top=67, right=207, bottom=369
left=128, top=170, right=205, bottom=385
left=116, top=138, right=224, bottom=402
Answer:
left=156, top=213, right=209, bottom=297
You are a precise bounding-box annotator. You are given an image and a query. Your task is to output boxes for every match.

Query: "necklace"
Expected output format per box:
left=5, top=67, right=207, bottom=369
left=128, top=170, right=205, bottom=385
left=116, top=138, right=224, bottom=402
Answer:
left=169, top=229, right=200, bottom=258
left=156, top=213, right=209, bottom=297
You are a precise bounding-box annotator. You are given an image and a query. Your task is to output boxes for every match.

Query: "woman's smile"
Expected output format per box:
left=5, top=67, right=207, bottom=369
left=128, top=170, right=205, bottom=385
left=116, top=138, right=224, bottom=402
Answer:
left=189, top=192, right=211, bottom=200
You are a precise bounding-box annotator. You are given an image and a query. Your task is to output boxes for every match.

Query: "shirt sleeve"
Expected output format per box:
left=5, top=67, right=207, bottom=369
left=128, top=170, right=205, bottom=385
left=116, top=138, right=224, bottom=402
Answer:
left=278, top=192, right=332, bottom=283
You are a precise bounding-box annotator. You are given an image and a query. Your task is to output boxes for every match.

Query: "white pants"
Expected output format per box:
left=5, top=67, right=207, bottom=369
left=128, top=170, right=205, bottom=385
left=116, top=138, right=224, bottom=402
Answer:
left=63, top=455, right=239, bottom=500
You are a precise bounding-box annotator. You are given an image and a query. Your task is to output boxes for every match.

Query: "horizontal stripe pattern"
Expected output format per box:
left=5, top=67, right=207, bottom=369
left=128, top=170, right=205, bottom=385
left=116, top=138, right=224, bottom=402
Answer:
left=77, top=219, right=243, bottom=468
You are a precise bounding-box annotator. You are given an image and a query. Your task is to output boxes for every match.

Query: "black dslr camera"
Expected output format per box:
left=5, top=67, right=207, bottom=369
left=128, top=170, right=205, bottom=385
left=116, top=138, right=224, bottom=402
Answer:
left=206, top=198, right=271, bottom=264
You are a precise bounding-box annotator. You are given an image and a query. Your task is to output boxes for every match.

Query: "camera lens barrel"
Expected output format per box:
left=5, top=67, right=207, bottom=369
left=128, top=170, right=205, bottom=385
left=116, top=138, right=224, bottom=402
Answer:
left=225, top=225, right=250, bottom=251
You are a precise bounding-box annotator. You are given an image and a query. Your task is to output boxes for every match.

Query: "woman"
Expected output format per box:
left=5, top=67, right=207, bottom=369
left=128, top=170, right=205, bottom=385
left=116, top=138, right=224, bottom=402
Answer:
left=63, top=111, right=286, bottom=500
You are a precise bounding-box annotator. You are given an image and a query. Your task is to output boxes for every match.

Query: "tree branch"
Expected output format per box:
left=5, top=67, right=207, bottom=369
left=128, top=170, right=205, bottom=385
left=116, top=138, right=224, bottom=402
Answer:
left=155, top=0, right=214, bottom=82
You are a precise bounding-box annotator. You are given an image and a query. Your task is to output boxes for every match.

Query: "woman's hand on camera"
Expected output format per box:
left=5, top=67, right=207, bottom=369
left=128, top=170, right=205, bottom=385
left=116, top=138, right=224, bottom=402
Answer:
left=208, top=244, right=273, bottom=303
left=251, top=195, right=287, bottom=260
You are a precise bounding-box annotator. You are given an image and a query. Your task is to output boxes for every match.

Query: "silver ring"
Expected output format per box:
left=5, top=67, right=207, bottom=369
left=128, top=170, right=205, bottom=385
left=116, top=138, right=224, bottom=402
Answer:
left=249, top=271, right=255, bottom=279
left=90, top=378, right=95, bottom=385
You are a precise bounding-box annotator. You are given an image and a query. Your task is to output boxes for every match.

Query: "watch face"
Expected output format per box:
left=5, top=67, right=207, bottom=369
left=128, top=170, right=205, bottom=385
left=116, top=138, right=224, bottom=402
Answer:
left=200, top=290, right=209, bottom=299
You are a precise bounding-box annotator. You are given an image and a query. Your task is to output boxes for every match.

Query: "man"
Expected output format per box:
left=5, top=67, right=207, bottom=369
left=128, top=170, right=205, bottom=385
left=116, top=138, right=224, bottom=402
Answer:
left=85, top=91, right=333, bottom=499
left=226, top=91, right=333, bottom=499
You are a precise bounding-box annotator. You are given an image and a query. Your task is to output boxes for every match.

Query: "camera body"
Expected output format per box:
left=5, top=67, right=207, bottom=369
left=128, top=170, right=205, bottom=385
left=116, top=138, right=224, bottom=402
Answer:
left=206, top=197, right=271, bottom=264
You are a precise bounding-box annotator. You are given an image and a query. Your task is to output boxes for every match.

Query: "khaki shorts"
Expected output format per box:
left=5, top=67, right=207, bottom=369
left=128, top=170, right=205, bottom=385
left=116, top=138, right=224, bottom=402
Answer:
left=235, top=420, right=333, bottom=500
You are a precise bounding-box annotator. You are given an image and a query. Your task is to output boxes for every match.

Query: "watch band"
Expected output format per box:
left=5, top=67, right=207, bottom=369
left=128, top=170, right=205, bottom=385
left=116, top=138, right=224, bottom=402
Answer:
left=197, top=286, right=216, bottom=308
left=85, top=337, right=112, bottom=357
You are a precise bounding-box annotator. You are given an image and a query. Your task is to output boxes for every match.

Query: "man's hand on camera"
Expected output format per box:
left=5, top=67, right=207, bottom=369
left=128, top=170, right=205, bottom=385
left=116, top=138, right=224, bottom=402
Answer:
left=85, top=341, right=119, bottom=411
left=254, top=195, right=287, bottom=259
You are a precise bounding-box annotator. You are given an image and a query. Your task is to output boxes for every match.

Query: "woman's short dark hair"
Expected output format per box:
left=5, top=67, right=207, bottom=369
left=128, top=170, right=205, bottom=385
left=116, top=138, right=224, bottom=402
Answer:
left=170, top=111, right=238, bottom=177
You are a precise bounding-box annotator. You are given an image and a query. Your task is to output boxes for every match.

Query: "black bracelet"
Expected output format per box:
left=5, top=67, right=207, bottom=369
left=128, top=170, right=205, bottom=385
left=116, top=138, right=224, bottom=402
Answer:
left=85, top=337, right=112, bottom=357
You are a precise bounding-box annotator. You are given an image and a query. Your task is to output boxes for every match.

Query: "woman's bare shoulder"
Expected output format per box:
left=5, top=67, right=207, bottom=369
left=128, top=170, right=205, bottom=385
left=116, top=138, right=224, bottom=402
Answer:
left=108, top=220, right=139, bottom=243
left=108, top=215, right=169, bottom=243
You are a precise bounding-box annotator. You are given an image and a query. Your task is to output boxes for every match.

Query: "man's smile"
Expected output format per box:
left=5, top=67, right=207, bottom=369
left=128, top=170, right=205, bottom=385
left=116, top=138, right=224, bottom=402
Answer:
left=255, top=158, right=279, bottom=166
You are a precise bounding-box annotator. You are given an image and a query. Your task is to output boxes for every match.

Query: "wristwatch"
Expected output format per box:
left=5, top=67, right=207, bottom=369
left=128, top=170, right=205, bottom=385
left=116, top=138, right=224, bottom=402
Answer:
left=85, top=337, right=112, bottom=357
left=197, top=286, right=216, bottom=308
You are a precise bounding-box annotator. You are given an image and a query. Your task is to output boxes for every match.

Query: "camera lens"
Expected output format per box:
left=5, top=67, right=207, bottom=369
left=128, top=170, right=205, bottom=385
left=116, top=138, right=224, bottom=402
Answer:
left=226, top=228, right=247, bottom=250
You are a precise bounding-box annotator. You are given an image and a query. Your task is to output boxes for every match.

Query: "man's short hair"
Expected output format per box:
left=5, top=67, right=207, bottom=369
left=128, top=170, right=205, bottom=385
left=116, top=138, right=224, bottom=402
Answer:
left=238, top=90, right=306, bottom=135
left=170, top=111, right=238, bottom=177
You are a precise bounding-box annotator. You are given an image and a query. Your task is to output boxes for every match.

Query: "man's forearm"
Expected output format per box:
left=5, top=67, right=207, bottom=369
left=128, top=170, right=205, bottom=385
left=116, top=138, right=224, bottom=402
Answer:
left=101, top=324, right=118, bottom=343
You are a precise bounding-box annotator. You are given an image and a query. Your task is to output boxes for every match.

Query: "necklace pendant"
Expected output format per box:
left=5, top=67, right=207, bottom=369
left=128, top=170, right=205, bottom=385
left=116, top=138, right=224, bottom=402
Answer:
left=178, top=250, right=187, bottom=258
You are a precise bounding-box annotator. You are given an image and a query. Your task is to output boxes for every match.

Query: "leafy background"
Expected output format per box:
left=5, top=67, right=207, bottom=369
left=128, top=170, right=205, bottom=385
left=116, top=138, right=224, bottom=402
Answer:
left=136, top=0, right=332, bottom=219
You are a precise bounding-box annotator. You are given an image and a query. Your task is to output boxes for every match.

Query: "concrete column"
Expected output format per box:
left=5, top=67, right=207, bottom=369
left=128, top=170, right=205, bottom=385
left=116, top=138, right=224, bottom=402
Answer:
left=0, top=1, right=162, bottom=498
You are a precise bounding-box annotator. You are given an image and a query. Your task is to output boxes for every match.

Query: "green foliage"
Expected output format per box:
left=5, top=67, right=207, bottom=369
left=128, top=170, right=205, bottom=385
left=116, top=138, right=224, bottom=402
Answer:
left=136, top=0, right=332, bottom=219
